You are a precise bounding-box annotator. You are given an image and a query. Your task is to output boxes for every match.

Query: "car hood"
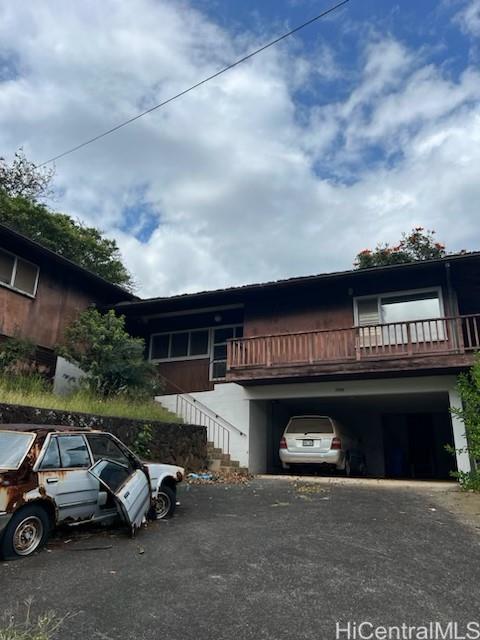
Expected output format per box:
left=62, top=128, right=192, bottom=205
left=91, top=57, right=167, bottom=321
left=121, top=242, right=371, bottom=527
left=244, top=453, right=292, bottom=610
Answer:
left=144, top=462, right=185, bottom=481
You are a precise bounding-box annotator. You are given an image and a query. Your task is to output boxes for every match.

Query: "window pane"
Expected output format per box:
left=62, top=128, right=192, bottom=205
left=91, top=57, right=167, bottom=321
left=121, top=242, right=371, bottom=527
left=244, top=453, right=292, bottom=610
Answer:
left=57, top=435, right=91, bottom=468
left=170, top=332, right=189, bottom=357
left=214, top=328, right=234, bottom=343
left=90, top=459, right=131, bottom=493
left=13, top=258, right=38, bottom=295
left=214, top=344, right=227, bottom=360
left=87, top=435, right=130, bottom=466
left=0, top=250, right=14, bottom=285
left=286, top=417, right=334, bottom=434
left=382, top=293, right=441, bottom=323
left=357, top=298, right=379, bottom=326
left=151, top=334, right=169, bottom=359
left=39, top=438, right=61, bottom=470
left=212, top=361, right=227, bottom=379
left=190, top=330, right=209, bottom=356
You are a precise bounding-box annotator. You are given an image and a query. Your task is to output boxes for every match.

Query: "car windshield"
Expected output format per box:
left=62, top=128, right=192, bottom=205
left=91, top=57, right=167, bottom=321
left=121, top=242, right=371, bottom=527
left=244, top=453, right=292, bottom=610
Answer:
left=286, top=417, right=334, bottom=434
left=0, top=432, right=35, bottom=469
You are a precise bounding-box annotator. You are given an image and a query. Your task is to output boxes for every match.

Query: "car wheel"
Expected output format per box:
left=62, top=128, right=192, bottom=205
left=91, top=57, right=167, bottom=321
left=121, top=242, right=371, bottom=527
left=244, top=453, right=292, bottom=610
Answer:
left=0, top=505, right=51, bottom=560
left=155, top=486, right=176, bottom=519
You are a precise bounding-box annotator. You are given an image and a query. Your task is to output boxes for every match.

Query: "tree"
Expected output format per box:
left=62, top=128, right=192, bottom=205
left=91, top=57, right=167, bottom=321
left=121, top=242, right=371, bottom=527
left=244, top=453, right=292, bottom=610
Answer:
left=450, top=354, right=480, bottom=490
left=0, top=150, right=134, bottom=290
left=61, top=309, right=160, bottom=398
left=0, top=148, right=54, bottom=200
left=355, top=228, right=447, bottom=269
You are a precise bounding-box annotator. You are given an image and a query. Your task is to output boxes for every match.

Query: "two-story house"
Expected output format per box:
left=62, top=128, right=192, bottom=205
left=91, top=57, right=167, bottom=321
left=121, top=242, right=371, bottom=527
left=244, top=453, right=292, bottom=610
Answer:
left=0, top=223, right=135, bottom=373
left=115, top=252, right=480, bottom=479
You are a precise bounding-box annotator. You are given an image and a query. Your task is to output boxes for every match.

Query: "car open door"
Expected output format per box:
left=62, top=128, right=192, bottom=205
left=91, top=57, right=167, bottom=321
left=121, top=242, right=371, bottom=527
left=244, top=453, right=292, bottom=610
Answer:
left=88, top=459, right=151, bottom=536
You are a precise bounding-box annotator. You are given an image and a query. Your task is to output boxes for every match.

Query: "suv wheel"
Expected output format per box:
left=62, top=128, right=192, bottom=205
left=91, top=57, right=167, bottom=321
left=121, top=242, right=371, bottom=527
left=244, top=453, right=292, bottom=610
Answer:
left=1, top=505, right=51, bottom=560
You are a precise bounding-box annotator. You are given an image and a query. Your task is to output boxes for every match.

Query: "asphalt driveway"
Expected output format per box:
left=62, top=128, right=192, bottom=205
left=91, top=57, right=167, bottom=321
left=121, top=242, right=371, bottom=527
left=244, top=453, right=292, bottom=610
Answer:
left=1, top=479, right=480, bottom=640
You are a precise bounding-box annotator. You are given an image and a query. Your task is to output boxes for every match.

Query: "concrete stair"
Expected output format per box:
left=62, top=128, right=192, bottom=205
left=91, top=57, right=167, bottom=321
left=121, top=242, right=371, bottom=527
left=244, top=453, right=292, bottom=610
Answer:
left=207, top=442, right=248, bottom=474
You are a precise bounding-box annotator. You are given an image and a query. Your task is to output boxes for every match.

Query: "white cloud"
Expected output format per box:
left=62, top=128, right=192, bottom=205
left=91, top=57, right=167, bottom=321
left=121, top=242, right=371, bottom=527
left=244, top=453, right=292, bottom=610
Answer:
left=455, top=0, right=480, bottom=37
left=0, top=1, right=479, bottom=297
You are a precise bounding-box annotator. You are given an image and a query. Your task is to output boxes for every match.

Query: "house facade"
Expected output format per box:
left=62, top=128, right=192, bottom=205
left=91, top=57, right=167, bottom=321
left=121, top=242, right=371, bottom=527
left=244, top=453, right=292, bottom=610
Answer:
left=0, top=223, right=135, bottom=373
left=116, top=253, right=480, bottom=478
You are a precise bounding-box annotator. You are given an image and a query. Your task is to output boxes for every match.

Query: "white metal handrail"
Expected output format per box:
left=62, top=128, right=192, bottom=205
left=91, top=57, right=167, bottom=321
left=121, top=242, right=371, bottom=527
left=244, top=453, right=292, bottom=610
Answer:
left=175, top=393, right=246, bottom=455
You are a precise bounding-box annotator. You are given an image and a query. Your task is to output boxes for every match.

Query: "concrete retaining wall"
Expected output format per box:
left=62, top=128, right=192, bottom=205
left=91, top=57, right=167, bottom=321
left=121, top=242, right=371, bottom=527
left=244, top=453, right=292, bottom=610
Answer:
left=0, top=402, right=207, bottom=471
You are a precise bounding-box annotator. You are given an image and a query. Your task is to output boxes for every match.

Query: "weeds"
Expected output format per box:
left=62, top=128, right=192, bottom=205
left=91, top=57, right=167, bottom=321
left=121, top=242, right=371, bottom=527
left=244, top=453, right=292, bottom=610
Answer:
left=0, top=375, right=180, bottom=423
left=0, top=599, right=71, bottom=640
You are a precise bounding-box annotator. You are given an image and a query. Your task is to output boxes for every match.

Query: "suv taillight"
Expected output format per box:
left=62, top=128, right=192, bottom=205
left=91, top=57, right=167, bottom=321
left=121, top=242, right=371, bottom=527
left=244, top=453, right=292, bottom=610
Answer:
left=279, top=436, right=287, bottom=450
left=330, top=437, right=341, bottom=450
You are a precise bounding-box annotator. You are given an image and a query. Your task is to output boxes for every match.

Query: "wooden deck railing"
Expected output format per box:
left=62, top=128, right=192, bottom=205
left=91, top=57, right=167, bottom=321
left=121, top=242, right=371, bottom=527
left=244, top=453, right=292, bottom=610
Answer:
left=227, top=315, right=480, bottom=370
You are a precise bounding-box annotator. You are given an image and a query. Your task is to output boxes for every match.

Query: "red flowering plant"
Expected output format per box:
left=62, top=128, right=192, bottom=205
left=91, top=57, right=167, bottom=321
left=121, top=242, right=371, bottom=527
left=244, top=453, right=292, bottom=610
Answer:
left=354, top=228, right=447, bottom=269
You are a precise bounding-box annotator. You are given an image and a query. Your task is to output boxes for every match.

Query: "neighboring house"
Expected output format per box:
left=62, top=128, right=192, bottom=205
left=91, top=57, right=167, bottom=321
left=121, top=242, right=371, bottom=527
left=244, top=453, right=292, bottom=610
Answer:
left=115, top=253, right=480, bottom=478
left=0, top=223, right=135, bottom=373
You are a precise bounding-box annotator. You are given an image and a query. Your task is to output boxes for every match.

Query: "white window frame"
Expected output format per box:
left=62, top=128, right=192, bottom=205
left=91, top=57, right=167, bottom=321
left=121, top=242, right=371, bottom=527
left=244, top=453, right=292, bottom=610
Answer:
left=0, top=247, right=40, bottom=298
left=353, top=287, right=446, bottom=346
left=209, top=324, right=243, bottom=381
left=148, top=323, right=244, bottom=381
left=353, top=287, right=445, bottom=326
left=149, top=328, right=211, bottom=362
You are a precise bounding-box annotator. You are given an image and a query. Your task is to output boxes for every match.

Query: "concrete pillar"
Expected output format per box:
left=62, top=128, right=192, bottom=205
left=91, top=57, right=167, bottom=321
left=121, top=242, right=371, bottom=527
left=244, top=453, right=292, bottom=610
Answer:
left=448, top=388, right=472, bottom=474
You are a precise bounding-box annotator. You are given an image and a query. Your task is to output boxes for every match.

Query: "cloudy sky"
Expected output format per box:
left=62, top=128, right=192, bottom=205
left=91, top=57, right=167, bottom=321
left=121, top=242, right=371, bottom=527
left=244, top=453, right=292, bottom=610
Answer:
left=1, top=0, right=480, bottom=297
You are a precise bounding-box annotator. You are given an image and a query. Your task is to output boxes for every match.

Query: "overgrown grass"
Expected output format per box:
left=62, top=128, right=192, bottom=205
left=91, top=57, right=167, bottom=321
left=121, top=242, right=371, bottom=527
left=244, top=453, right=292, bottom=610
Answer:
left=0, top=374, right=180, bottom=423
left=0, top=600, right=70, bottom=640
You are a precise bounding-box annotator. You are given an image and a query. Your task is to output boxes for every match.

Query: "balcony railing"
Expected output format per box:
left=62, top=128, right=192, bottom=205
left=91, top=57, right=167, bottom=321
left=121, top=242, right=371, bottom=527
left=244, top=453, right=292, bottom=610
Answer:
left=227, top=315, right=480, bottom=371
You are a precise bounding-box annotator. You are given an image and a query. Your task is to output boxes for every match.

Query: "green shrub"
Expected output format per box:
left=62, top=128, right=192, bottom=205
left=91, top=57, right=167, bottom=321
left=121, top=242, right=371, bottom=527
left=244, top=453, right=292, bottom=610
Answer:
left=450, top=353, right=480, bottom=490
left=60, top=308, right=162, bottom=398
left=0, top=336, right=36, bottom=374
left=131, top=423, right=154, bottom=459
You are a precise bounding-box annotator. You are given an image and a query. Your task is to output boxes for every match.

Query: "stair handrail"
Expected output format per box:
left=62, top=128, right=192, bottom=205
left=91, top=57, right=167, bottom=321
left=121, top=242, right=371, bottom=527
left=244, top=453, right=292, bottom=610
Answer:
left=158, top=375, right=246, bottom=437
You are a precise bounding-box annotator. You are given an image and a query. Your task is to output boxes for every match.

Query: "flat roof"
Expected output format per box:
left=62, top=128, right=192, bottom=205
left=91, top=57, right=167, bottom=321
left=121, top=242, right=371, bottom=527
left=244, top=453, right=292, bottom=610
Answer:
left=116, top=250, right=480, bottom=312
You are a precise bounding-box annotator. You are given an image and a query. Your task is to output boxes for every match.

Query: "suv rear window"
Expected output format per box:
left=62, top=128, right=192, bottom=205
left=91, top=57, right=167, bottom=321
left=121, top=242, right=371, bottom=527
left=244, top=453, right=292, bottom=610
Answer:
left=286, top=417, right=334, bottom=434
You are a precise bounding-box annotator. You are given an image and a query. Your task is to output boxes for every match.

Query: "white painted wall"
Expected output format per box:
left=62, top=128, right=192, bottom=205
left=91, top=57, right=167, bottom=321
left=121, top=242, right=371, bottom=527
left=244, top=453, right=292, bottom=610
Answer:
left=156, top=383, right=250, bottom=468
left=448, top=388, right=472, bottom=474
left=157, top=375, right=472, bottom=477
left=53, top=356, right=86, bottom=395
left=248, top=400, right=269, bottom=474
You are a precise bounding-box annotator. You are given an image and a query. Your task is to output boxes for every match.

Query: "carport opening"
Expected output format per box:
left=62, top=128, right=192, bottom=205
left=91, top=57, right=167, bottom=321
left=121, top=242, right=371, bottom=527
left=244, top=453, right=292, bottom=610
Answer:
left=259, top=392, right=456, bottom=480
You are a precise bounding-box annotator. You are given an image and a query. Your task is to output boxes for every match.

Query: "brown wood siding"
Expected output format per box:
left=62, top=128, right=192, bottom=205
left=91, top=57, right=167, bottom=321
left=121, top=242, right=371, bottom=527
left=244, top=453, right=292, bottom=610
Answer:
left=244, top=295, right=353, bottom=336
left=243, top=271, right=451, bottom=339
left=0, top=270, right=94, bottom=349
left=156, top=359, right=213, bottom=394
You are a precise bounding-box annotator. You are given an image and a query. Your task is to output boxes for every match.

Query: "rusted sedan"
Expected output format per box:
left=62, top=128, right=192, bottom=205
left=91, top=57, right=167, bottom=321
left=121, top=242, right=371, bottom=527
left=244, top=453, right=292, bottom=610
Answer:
left=0, top=424, right=184, bottom=560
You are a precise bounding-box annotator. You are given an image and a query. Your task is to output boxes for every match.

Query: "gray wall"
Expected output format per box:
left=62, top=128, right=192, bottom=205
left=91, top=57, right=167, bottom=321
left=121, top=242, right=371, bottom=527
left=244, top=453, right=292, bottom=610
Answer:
left=0, top=403, right=207, bottom=471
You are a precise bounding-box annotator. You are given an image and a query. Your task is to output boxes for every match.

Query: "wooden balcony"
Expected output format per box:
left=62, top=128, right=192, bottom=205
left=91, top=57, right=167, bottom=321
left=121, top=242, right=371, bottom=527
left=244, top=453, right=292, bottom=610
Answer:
left=226, top=315, right=480, bottom=383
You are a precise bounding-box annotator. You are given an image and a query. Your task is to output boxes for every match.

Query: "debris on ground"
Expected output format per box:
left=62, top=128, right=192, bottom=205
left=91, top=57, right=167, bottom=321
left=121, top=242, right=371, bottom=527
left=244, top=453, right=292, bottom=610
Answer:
left=294, top=482, right=329, bottom=495
left=187, top=470, right=252, bottom=485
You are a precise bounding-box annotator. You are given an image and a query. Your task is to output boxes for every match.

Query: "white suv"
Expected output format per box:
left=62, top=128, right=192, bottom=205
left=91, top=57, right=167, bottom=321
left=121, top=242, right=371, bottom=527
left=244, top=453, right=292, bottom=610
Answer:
left=279, top=415, right=366, bottom=476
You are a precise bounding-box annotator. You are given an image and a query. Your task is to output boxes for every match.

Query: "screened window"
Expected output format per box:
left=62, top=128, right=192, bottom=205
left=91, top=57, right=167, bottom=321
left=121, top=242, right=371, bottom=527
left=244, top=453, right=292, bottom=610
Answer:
left=356, top=290, right=444, bottom=344
left=150, top=329, right=210, bottom=360
left=0, top=248, right=39, bottom=296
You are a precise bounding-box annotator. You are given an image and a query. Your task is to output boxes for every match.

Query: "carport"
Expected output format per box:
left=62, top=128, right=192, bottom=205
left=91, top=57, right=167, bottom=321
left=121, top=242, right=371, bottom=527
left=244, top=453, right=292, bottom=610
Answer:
left=246, top=376, right=466, bottom=479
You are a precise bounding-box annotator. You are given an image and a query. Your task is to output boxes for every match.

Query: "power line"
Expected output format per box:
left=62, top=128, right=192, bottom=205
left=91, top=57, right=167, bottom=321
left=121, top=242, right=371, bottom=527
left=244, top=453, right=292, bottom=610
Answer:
left=39, top=0, right=350, bottom=166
